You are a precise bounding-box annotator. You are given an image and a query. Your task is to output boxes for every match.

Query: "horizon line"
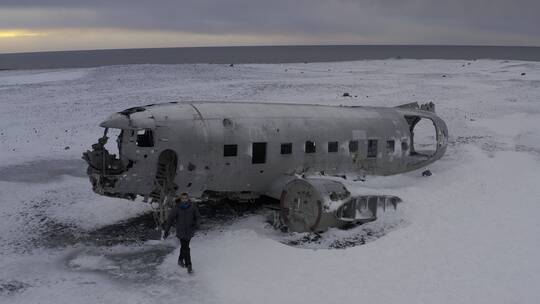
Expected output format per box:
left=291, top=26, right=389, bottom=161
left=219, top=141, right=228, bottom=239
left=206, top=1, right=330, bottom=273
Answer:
left=2, top=43, right=540, bottom=56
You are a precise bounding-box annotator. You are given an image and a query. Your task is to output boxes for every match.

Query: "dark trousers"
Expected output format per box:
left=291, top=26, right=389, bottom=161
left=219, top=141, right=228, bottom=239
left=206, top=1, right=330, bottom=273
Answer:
left=179, top=238, right=191, bottom=266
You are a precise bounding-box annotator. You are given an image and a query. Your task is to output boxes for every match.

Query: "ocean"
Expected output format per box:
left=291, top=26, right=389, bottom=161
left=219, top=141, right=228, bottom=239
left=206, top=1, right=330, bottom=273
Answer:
left=0, top=45, right=539, bottom=70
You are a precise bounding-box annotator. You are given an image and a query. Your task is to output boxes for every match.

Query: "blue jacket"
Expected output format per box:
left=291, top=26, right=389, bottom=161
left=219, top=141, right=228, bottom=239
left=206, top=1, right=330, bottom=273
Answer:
left=164, top=201, right=201, bottom=240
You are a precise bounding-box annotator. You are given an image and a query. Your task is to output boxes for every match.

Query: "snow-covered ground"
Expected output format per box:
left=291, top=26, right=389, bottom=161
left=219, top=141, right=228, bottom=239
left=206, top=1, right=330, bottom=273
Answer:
left=1, top=59, right=539, bottom=303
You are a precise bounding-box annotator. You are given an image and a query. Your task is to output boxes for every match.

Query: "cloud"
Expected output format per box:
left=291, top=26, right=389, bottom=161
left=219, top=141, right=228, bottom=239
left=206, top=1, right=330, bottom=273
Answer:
left=0, top=0, right=539, bottom=51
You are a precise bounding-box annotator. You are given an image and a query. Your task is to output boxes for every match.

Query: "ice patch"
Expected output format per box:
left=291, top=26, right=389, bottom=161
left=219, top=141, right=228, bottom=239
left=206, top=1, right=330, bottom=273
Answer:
left=68, top=253, right=118, bottom=271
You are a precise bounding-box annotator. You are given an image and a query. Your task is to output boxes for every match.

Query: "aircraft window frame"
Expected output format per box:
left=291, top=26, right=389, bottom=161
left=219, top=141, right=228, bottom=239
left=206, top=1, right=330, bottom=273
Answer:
left=328, top=141, right=338, bottom=153
left=348, top=140, right=358, bottom=153
left=305, top=141, right=316, bottom=154
left=136, top=129, right=154, bottom=147
left=367, top=139, right=378, bottom=158
left=386, top=140, right=395, bottom=153
left=401, top=140, right=409, bottom=152
left=252, top=142, right=267, bottom=164
left=223, top=144, right=238, bottom=157
left=281, top=143, right=293, bottom=155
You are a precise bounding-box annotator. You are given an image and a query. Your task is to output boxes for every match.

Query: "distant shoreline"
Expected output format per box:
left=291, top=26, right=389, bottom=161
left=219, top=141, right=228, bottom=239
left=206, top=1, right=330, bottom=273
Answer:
left=1, top=45, right=539, bottom=70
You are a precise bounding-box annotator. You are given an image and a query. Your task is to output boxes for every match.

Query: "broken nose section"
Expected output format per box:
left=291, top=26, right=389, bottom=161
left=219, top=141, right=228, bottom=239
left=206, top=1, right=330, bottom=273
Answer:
left=82, top=136, right=132, bottom=200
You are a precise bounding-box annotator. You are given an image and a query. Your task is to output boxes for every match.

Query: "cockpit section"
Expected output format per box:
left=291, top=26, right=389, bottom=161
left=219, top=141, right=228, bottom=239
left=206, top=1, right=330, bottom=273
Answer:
left=82, top=127, right=130, bottom=197
left=83, top=128, right=125, bottom=174
left=82, top=105, right=161, bottom=199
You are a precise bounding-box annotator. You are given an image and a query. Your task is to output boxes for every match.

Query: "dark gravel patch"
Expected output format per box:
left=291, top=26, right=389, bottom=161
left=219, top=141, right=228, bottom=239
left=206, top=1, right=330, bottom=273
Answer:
left=0, top=280, right=31, bottom=296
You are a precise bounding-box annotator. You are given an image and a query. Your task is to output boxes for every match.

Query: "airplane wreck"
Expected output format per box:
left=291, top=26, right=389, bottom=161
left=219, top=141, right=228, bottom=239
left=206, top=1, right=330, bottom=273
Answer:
left=83, top=101, right=448, bottom=233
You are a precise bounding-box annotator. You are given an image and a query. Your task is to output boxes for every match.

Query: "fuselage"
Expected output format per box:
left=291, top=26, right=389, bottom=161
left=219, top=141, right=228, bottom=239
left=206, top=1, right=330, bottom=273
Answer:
left=85, top=101, right=448, bottom=201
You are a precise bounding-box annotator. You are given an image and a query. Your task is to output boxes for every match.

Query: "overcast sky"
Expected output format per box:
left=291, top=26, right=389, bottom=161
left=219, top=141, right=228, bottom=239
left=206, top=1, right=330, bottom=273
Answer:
left=1, top=0, right=539, bottom=53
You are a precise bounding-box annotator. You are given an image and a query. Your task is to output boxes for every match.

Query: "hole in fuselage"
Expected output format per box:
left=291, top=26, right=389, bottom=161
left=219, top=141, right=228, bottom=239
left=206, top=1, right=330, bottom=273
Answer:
left=411, top=118, right=437, bottom=156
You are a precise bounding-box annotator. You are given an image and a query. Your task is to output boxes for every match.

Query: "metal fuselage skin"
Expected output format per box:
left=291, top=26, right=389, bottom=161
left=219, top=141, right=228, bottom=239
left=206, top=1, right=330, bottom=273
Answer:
left=88, top=101, right=448, bottom=201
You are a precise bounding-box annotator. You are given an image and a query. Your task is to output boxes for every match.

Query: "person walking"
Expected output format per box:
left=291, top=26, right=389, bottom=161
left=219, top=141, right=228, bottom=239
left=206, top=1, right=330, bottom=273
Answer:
left=163, top=193, right=201, bottom=273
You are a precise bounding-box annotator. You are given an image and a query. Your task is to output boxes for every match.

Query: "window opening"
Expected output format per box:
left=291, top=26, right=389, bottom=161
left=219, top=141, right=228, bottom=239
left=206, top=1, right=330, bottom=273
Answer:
left=224, top=144, right=238, bottom=157
left=252, top=142, right=267, bottom=164
left=386, top=140, right=395, bottom=153
left=328, top=141, right=338, bottom=153
left=281, top=143, right=292, bottom=154
left=305, top=141, right=316, bottom=153
left=349, top=140, right=358, bottom=153
left=136, top=129, right=154, bottom=147
left=367, top=139, right=378, bottom=158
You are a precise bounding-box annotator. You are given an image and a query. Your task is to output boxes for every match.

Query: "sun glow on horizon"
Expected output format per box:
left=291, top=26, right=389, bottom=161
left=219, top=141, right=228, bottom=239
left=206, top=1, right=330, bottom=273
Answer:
left=0, top=29, right=44, bottom=39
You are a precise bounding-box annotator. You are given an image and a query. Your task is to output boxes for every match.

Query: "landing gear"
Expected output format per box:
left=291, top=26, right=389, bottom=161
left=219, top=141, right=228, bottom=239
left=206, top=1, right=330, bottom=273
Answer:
left=150, top=150, right=178, bottom=230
